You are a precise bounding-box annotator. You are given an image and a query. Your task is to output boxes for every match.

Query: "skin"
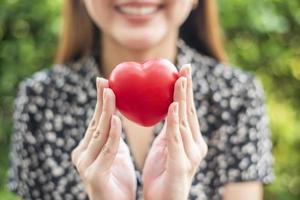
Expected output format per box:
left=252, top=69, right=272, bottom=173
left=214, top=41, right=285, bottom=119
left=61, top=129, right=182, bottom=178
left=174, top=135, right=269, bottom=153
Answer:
left=72, top=0, right=264, bottom=199
left=71, top=78, right=137, bottom=200
left=83, top=0, right=192, bottom=77
left=142, top=65, right=208, bottom=200
left=72, top=65, right=208, bottom=200
left=223, top=182, right=263, bottom=200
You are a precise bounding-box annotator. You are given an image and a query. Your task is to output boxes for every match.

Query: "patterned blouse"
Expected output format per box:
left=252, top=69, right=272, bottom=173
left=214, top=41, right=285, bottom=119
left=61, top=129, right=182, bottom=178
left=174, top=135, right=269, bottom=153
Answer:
left=7, top=39, right=274, bottom=200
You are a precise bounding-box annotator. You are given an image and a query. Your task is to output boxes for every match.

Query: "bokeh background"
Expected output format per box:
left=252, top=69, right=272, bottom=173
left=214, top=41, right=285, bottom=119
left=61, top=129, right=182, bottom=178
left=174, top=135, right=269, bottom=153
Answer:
left=0, top=0, right=299, bottom=199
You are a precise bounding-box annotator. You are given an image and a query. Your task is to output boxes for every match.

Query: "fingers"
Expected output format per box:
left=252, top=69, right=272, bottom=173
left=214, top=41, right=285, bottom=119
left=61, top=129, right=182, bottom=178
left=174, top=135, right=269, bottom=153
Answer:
left=173, top=75, right=195, bottom=159
left=94, top=78, right=109, bottom=127
left=180, top=64, right=201, bottom=143
left=82, top=88, right=116, bottom=167
left=82, top=77, right=109, bottom=149
left=174, top=75, right=187, bottom=120
left=180, top=65, right=208, bottom=161
left=166, top=102, right=184, bottom=160
left=94, top=115, right=121, bottom=171
left=71, top=77, right=108, bottom=166
left=153, top=123, right=167, bottom=146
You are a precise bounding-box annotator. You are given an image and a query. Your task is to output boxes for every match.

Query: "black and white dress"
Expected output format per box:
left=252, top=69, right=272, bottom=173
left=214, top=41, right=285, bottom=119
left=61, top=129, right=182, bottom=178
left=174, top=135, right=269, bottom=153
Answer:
left=7, top=40, right=274, bottom=200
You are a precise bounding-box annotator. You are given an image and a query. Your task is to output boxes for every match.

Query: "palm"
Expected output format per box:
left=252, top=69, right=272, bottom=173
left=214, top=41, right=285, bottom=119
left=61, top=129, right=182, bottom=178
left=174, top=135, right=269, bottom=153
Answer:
left=142, top=66, right=207, bottom=200
left=100, top=139, right=137, bottom=200
left=143, top=127, right=186, bottom=199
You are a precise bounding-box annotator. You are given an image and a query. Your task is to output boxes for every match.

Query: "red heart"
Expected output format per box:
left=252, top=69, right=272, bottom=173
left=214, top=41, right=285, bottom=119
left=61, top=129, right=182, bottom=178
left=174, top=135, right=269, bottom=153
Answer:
left=109, top=59, right=179, bottom=127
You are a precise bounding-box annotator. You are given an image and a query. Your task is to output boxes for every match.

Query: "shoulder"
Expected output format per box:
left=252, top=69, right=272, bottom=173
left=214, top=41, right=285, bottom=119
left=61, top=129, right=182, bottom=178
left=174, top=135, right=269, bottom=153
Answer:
left=177, top=41, right=266, bottom=120
left=189, top=51, right=264, bottom=104
left=16, top=57, right=97, bottom=102
left=177, top=40, right=262, bottom=99
left=13, top=59, right=97, bottom=135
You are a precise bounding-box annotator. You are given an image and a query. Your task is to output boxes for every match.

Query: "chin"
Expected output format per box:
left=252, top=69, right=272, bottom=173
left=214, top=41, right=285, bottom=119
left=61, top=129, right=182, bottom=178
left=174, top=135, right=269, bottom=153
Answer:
left=112, top=25, right=168, bottom=51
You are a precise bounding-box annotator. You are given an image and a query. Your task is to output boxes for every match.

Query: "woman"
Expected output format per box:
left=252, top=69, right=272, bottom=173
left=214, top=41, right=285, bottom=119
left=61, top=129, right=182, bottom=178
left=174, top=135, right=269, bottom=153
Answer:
left=7, top=0, right=274, bottom=199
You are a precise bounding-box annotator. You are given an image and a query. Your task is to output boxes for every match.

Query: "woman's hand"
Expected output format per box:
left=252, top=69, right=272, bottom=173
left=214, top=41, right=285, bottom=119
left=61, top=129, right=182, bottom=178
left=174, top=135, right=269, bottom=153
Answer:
left=142, top=64, right=208, bottom=200
left=71, top=78, right=136, bottom=200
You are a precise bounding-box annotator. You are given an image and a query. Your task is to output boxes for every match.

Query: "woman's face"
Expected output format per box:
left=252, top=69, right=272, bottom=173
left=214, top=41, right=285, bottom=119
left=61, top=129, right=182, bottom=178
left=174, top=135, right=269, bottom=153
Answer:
left=84, top=0, right=193, bottom=50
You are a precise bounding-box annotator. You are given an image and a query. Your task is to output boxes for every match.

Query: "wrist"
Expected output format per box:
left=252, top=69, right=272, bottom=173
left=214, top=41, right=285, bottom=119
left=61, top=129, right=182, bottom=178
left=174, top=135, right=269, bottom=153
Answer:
left=143, top=184, right=190, bottom=200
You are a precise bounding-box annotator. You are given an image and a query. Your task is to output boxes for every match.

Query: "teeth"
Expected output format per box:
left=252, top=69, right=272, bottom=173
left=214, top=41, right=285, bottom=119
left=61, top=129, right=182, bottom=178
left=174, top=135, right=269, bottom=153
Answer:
left=119, top=6, right=158, bottom=15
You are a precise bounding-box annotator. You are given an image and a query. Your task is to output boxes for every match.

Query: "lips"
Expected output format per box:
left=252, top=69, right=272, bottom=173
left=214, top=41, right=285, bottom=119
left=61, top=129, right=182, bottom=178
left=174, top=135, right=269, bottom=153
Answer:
left=114, top=1, right=164, bottom=17
left=117, top=6, right=160, bottom=15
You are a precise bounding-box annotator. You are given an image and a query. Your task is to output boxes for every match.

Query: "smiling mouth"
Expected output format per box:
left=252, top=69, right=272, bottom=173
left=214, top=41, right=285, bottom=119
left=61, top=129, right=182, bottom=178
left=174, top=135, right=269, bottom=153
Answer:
left=114, top=3, right=165, bottom=16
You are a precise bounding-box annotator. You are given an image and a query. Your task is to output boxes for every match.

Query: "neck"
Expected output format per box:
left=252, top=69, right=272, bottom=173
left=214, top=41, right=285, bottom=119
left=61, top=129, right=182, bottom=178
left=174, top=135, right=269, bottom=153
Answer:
left=100, top=34, right=178, bottom=78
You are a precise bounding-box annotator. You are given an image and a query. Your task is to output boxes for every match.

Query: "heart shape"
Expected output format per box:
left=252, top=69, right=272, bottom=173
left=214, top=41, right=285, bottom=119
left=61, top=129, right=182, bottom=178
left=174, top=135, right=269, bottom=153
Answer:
left=109, top=59, right=179, bottom=127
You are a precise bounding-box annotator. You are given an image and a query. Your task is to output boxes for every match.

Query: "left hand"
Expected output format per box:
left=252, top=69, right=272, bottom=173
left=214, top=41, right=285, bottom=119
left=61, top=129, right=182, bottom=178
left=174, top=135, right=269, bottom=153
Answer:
left=142, top=64, right=208, bottom=200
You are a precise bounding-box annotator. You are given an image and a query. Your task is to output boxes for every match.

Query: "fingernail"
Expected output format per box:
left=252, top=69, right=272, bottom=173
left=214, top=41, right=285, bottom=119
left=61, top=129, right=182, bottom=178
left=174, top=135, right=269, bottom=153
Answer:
left=173, top=103, right=178, bottom=114
left=187, top=64, right=192, bottom=77
left=96, top=77, right=101, bottom=83
left=96, top=77, right=101, bottom=90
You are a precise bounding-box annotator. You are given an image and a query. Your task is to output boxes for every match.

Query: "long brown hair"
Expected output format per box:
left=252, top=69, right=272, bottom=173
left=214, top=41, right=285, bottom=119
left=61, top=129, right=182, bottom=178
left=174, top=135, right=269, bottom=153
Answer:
left=55, top=0, right=227, bottom=65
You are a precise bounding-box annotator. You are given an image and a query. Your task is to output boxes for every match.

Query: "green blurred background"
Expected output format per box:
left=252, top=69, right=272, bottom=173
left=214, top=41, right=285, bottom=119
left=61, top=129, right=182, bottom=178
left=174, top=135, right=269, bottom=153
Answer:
left=0, top=0, right=299, bottom=199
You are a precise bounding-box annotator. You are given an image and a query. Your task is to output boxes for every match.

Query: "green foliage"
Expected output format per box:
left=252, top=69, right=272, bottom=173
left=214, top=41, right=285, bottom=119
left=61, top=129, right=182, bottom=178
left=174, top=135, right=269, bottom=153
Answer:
left=0, top=0, right=299, bottom=199
left=0, top=0, right=61, bottom=199
left=219, top=0, right=300, bottom=199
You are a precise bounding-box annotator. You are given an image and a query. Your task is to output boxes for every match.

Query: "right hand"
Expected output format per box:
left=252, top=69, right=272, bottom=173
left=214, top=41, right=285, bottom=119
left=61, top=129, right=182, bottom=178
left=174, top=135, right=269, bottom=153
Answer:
left=71, top=77, right=136, bottom=200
